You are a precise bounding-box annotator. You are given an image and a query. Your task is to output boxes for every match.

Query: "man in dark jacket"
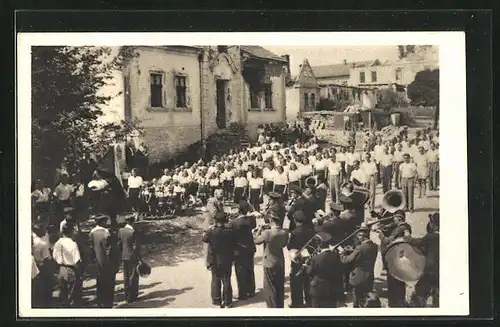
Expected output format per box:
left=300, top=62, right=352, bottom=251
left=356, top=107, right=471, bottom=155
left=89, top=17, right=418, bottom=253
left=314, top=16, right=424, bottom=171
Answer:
left=407, top=212, right=439, bottom=307
left=203, top=211, right=236, bottom=308
left=230, top=201, right=257, bottom=300
left=339, top=226, right=378, bottom=308
left=265, top=192, right=287, bottom=227
left=117, top=213, right=141, bottom=303
left=89, top=215, right=116, bottom=308
left=287, top=211, right=316, bottom=308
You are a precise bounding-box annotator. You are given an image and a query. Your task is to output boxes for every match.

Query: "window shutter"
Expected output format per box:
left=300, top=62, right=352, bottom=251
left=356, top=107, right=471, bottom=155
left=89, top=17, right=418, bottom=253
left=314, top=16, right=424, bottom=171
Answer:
left=172, top=73, right=178, bottom=107
left=186, top=75, right=191, bottom=107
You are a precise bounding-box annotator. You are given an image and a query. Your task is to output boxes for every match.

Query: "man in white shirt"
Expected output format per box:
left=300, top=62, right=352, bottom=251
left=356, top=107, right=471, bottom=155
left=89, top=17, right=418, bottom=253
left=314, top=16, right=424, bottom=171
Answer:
left=127, top=168, right=144, bottom=212
left=399, top=153, right=417, bottom=212
left=345, top=146, right=361, bottom=181
left=53, top=224, right=81, bottom=307
left=54, top=173, right=73, bottom=225
left=32, top=223, right=53, bottom=307
left=392, top=143, right=405, bottom=189
left=373, top=139, right=385, bottom=184
left=326, top=155, right=342, bottom=203
left=360, top=153, right=378, bottom=209
left=378, top=146, right=394, bottom=194
left=350, top=160, right=367, bottom=187
left=427, top=142, right=439, bottom=191
left=413, top=146, right=430, bottom=198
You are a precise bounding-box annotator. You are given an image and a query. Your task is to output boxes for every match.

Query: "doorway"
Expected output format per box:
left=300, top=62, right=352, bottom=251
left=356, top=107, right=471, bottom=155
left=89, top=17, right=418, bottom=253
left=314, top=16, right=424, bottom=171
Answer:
left=216, top=80, right=227, bottom=129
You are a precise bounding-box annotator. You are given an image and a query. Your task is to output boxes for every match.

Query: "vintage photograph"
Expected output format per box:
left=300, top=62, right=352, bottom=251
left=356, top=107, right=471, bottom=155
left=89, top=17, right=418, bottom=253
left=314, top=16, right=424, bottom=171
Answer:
left=18, top=32, right=467, bottom=316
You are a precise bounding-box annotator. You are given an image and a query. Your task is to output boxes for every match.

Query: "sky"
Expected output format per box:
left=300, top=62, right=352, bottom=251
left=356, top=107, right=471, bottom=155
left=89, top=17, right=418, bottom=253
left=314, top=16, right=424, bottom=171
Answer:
left=263, top=45, right=399, bottom=76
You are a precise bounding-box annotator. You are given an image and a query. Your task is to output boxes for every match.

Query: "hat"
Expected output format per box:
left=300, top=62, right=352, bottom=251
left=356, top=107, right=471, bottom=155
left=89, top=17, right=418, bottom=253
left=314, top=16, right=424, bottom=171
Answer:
left=63, top=207, right=74, bottom=213
left=394, top=210, right=406, bottom=220
left=292, top=211, right=307, bottom=223
left=267, top=192, right=282, bottom=200
left=214, top=211, right=228, bottom=223
left=123, top=212, right=137, bottom=223
left=95, top=215, right=110, bottom=223
left=338, top=194, right=352, bottom=204
left=289, top=184, right=303, bottom=195
left=330, top=202, right=344, bottom=212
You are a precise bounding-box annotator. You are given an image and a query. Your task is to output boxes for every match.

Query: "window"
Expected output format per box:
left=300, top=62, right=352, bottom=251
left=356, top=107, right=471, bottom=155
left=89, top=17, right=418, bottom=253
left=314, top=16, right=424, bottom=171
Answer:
left=264, top=84, right=273, bottom=109
left=304, top=93, right=309, bottom=110
left=371, top=71, right=377, bottom=82
left=175, top=75, right=187, bottom=108
left=150, top=72, right=163, bottom=108
left=395, top=68, right=402, bottom=81
left=250, top=84, right=260, bottom=108
left=310, top=93, right=316, bottom=110
left=359, top=72, right=365, bottom=83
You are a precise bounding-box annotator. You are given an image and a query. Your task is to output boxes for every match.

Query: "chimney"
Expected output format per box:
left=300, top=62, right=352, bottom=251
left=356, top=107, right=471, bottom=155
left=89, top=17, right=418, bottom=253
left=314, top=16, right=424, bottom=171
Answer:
left=343, top=59, right=347, bottom=65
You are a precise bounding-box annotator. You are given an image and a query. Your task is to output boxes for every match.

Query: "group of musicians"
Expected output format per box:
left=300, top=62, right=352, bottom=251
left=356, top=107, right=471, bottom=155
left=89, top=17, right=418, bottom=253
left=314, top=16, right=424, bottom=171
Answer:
left=201, top=179, right=440, bottom=308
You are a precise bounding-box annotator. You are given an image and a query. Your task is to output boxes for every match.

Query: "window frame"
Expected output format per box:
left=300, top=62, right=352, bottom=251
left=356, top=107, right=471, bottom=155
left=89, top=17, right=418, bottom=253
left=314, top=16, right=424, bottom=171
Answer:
left=149, top=71, right=165, bottom=109
left=263, top=83, right=274, bottom=110
left=174, top=74, right=188, bottom=109
left=395, top=68, right=402, bottom=81
left=371, top=71, right=377, bottom=83
left=359, top=71, right=366, bottom=84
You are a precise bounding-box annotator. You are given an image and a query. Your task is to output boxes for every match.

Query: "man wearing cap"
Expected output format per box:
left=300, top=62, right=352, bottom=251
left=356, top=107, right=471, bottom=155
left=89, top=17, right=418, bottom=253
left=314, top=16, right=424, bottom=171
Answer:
left=286, top=185, right=306, bottom=232
left=399, top=153, right=417, bottom=212
left=53, top=223, right=82, bottom=307
left=203, top=211, right=236, bottom=308
left=264, top=192, right=286, bottom=228
left=287, top=210, right=316, bottom=308
left=306, top=235, right=345, bottom=308
left=230, top=201, right=257, bottom=300
left=254, top=212, right=289, bottom=308
left=89, top=215, right=116, bottom=308
left=339, top=225, right=378, bottom=308
left=377, top=210, right=412, bottom=308
left=117, top=214, right=141, bottom=303
left=60, top=207, right=80, bottom=234
left=407, top=212, right=439, bottom=307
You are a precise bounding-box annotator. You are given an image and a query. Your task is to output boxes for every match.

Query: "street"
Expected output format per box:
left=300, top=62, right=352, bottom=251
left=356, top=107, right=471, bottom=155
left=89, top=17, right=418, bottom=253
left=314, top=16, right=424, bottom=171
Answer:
left=78, top=184, right=439, bottom=309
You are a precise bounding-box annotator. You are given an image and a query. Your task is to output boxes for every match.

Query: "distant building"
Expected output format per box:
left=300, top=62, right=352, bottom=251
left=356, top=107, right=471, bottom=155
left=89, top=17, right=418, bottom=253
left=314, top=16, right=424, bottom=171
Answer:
left=111, top=45, right=288, bottom=162
left=285, top=59, right=320, bottom=120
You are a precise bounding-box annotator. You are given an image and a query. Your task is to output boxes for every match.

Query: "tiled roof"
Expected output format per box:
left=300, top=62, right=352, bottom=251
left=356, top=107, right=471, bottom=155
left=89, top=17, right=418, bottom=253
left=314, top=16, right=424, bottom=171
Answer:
left=311, top=60, right=379, bottom=78
left=240, top=46, right=288, bottom=62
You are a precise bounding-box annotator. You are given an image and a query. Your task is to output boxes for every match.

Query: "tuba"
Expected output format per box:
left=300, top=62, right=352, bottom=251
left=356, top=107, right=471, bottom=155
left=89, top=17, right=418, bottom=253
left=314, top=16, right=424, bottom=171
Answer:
left=381, top=189, right=406, bottom=213
left=305, top=175, right=319, bottom=188
left=382, top=238, right=426, bottom=283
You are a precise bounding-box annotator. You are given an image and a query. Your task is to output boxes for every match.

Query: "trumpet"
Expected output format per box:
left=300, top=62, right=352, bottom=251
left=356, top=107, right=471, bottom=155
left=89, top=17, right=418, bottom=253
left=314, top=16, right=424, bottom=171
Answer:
left=252, top=223, right=271, bottom=235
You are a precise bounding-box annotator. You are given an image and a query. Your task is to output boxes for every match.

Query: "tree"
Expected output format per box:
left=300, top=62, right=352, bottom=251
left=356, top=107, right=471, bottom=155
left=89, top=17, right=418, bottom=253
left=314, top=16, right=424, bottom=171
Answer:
left=397, top=45, right=435, bottom=59
left=407, top=69, right=440, bottom=129
left=32, top=46, right=141, bottom=184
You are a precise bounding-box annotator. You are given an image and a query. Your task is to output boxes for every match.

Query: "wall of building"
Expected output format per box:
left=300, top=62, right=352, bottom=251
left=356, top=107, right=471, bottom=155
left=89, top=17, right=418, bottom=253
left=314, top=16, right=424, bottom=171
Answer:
left=127, top=47, right=202, bottom=163
left=299, top=86, right=320, bottom=112
left=286, top=87, right=301, bottom=122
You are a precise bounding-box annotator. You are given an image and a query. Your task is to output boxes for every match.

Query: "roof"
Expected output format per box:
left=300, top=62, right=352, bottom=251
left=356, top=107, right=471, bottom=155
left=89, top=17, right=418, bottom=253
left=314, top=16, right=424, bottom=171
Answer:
left=240, top=46, right=288, bottom=63
left=311, top=60, right=383, bottom=78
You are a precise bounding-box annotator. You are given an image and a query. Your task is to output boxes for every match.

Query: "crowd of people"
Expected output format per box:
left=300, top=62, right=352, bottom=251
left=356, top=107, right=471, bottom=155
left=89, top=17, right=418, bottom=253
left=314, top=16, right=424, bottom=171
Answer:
left=30, top=122, right=439, bottom=309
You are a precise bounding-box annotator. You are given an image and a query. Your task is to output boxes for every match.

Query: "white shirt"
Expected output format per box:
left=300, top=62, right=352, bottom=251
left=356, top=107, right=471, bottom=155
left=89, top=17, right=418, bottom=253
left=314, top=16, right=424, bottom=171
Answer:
left=160, top=174, right=172, bottom=184
left=327, top=161, right=342, bottom=176
left=392, top=150, right=405, bottom=163
left=336, top=152, right=346, bottom=163
left=178, top=175, right=192, bottom=185
left=53, top=236, right=81, bottom=266
left=263, top=168, right=278, bottom=181
left=128, top=175, right=143, bottom=189
left=300, top=165, right=313, bottom=177
left=234, top=177, right=248, bottom=188
left=346, top=152, right=361, bottom=166
left=314, top=159, right=327, bottom=170
left=308, top=156, right=317, bottom=165
left=427, top=149, right=439, bottom=163
left=249, top=177, right=264, bottom=189
left=399, top=162, right=418, bottom=178
left=419, top=140, right=431, bottom=151
left=288, top=169, right=302, bottom=182
left=32, top=235, right=51, bottom=264
left=273, top=173, right=289, bottom=185
left=361, top=161, right=378, bottom=176
left=350, top=168, right=367, bottom=184
left=373, top=144, right=385, bottom=162
left=174, top=185, right=185, bottom=193
left=209, top=178, right=220, bottom=187
left=413, top=152, right=430, bottom=175
left=32, top=256, right=39, bottom=279
left=60, top=219, right=80, bottom=233
left=54, top=183, right=73, bottom=200
left=378, top=153, right=393, bottom=167
left=409, top=145, right=419, bottom=158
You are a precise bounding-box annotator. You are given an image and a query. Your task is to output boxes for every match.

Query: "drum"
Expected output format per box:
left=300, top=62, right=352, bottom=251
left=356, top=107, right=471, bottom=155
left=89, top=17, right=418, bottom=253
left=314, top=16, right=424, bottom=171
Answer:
left=382, top=237, right=426, bottom=283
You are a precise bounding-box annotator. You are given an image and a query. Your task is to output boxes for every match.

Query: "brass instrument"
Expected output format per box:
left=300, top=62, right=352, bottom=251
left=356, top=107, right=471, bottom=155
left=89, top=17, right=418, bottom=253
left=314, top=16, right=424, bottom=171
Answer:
left=382, top=238, right=426, bottom=283
left=381, top=189, right=406, bottom=213
left=305, top=175, right=319, bottom=188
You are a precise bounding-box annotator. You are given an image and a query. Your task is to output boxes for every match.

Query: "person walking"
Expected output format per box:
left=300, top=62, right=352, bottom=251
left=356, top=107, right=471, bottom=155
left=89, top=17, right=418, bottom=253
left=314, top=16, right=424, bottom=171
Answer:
left=117, top=214, right=142, bottom=303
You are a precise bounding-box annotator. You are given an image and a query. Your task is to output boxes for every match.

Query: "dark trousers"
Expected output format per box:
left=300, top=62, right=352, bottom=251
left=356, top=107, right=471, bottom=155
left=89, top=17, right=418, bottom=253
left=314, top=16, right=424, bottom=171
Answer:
left=32, top=266, right=53, bottom=308
left=412, top=272, right=439, bottom=307
left=428, top=162, right=439, bottom=190
left=234, top=253, right=255, bottom=297
left=387, top=274, right=406, bottom=307
left=211, top=266, right=233, bottom=305
left=346, top=165, right=353, bottom=181
left=401, top=177, right=415, bottom=211
left=376, top=163, right=381, bottom=184
left=128, top=188, right=140, bottom=211
left=123, top=260, right=140, bottom=302
left=352, top=279, right=373, bottom=308
left=381, top=165, right=393, bottom=193
left=234, top=187, right=245, bottom=204
left=57, top=266, right=78, bottom=307
left=290, top=263, right=311, bottom=307
left=96, top=268, right=116, bottom=308
left=393, top=162, right=402, bottom=188
left=263, top=265, right=285, bottom=308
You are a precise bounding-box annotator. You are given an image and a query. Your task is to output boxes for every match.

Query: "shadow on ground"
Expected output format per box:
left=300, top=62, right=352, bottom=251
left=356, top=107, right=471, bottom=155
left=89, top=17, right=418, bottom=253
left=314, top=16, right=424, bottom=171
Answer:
left=115, top=287, right=194, bottom=308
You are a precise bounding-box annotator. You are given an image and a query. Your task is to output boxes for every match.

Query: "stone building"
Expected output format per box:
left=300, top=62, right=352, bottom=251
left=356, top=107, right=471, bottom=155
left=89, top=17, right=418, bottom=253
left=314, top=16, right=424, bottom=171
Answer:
left=285, top=59, right=320, bottom=120
left=118, top=45, right=288, bottom=163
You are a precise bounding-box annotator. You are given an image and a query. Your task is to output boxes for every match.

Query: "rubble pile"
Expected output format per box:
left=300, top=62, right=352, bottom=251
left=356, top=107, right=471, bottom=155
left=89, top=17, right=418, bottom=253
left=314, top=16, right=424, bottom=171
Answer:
left=379, top=125, right=409, bottom=141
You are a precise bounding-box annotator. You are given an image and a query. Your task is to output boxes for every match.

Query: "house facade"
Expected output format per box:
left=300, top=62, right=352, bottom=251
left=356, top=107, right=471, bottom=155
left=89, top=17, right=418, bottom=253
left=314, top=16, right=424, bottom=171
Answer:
left=285, top=59, right=320, bottom=120
left=119, top=45, right=288, bottom=163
